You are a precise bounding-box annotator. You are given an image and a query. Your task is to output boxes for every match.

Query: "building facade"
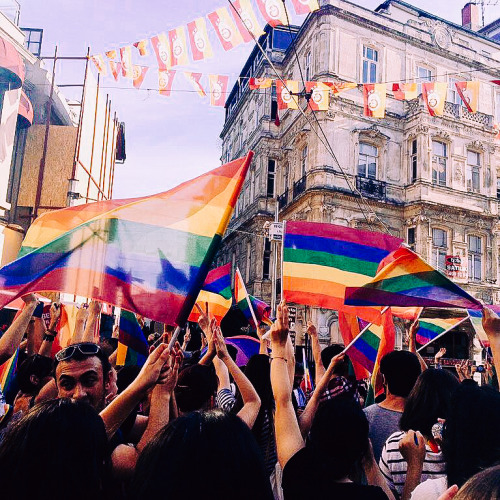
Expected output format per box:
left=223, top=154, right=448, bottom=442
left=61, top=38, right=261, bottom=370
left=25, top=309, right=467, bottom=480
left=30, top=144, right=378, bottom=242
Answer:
left=218, top=0, right=500, bottom=358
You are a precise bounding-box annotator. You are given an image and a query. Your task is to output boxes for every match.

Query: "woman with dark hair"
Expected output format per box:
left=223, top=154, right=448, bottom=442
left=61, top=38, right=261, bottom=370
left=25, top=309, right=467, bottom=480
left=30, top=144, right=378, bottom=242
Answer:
left=129, top=409, right=273, bottom=500
left=453, top=464, right=500, bottom=500
left=0, top=398, right=110, bottom=499
left=410, top=381, right=500, bottom=499
left=379, top=368, right=459, bottom=498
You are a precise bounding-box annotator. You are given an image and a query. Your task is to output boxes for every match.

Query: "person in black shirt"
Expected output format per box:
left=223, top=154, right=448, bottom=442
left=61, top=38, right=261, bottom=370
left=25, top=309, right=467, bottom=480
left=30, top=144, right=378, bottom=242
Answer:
left=269, top=301, right=395, bottom=500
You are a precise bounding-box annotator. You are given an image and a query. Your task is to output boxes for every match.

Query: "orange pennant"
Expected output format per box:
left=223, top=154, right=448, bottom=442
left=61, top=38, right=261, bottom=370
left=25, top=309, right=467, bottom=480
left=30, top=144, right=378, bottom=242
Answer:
left=133, top=39, right=149, bottom=56
left=208, top=7, right=243, bottom=51
left=158, top=69, right=176, bottom=96
left=90, top=54, right=107, bottom=76
left=168, top=26, right=189, bottom=67
left=132, top=65, right=149, bottom=89
left=208, top=74, right=229, bottom=107
left=120, top=46, right=133, bottom=79
left=422, top=82, right=447, bottom=116
left=392, top=83, right=418, bottom=100
left=184, top=72, right=206, bottom=97
left=363, top=83, right=386, bottom=118
left=151, top=33, right=171, bottom=70
left=455, top=81, right=479, bottom=113
left=187, top=18, right=213, bottom=61
left=230, top=0, right=263, bottom=43
left=306, top=81, right=330, bottom=111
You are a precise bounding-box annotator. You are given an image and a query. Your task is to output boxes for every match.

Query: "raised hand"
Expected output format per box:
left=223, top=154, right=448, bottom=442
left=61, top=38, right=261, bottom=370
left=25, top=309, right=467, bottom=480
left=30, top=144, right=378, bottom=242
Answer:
left=21, top=293, right=38, bottom=306
left=306, top=321, right=317, bottom=337
left=270, top=300, right=289, bottom=347
left=434, top=347, right=446, bottom=363
left=399, top=430, right=426, bottom=466
left=213, top=325, right=229, bottom=360
left=134, top=343, right=170, bottom=392
left=88, top=300, right=102, bottom=316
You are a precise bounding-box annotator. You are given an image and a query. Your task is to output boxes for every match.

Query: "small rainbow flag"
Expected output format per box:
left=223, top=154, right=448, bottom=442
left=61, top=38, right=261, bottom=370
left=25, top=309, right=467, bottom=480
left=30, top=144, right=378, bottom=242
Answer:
left=283, top=221, right=402, bottom=324
left=234, top=268, right=271, bottom=328
left=117, top=310, right=149, bottom=367
left=345, top=322, right=383, bottom=373
left=467, top=309, right=490, bottom=347
left=0, top=349, right=19, bottom=395
left=0, top=154, right=252, bottom=326
left=345, top=247, right=482, bottom=310
left=416, top=317, right=466, bottom=346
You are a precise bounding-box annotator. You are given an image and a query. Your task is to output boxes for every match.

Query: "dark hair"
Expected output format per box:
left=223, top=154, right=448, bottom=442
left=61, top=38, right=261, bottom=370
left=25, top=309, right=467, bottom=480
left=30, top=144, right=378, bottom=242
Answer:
left=308, top=397, right=369, bottom=480
left=243, top=354, right=273, bottom=411
left=442, top=382, right=500, bottom=489
left=116, top=365, right=142, bottom=394
left=130, top=410, right=273, bottom=500
left=175, top=364, right=218, bottom=412
left=321, top=344, right=348, bottom=375
left=400, top=368, right=459, bottom=437
left=380, top=350, right=421, bottom=397
left=0, top=398, right=110, bottom=499
left=54, top=343, right=112, bottom=380
left=454, top=465, right=500, bottom=500
left=16, top=354, right=53, bottom=394
left=99, top=337, right=118, bottom=358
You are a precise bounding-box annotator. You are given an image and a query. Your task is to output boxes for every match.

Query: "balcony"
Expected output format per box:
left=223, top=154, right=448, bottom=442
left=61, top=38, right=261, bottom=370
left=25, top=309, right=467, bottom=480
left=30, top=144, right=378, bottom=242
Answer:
left=293, top=176, right=306, bottom=199
left=278, top=189, right=288, bottom=210
left=356, top=176, right=386, bottom=200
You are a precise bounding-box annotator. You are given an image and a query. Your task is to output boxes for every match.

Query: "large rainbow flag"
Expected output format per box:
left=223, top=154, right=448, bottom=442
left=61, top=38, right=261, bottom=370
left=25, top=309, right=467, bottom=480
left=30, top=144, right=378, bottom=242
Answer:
left=345, top=247, right=482, bottom=310
left=116, top=309, right=149, bottom=367
left=416, top=316, right=466, bottom=346
left=282, top=221, right=402, bottom=324
left=0, top=154, right=252, bottom=326
left=235, top=268, right=272, bottom=328
left=188, top=263, right=232, bottom=323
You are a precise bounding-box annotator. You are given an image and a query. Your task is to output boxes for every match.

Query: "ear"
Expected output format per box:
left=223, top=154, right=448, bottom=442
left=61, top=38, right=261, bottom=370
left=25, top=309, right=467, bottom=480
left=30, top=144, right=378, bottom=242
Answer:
left=103, top=369, right=112, bottom=391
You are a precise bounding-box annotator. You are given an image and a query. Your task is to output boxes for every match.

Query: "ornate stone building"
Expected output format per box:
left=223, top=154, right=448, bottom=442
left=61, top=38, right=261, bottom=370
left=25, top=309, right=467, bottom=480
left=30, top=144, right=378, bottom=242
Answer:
left=218, top=1, right=500, bottom=358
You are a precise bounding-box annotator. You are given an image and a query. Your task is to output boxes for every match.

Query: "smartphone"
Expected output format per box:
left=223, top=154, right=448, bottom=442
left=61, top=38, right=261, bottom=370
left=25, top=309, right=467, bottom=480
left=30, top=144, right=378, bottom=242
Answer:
left=33, top=302, right=44, bottom=318
left=476, top=365, right=486, bottom=373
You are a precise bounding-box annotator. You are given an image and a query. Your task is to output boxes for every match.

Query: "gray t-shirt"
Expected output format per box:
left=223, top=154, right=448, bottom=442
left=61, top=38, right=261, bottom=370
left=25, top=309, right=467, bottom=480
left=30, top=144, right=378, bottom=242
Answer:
left=363, top=404, right=402, bottom=463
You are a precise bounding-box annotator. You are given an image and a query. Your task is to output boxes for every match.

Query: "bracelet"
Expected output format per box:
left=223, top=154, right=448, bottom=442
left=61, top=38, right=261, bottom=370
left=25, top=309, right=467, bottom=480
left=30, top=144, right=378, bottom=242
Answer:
left=43, top=334, right=55, bottom=342
left=271, top=356, right=287, bottom=363
left=47, top=329, right=57, bottom=336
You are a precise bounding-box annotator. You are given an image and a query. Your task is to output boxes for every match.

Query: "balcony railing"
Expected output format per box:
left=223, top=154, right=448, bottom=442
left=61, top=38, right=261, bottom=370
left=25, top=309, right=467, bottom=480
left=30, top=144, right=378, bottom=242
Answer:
left=356, top=176, right=386, bottom=199
left=278, top=189, right=288, bottom=210
left=293, top=176, right=306, bottom=199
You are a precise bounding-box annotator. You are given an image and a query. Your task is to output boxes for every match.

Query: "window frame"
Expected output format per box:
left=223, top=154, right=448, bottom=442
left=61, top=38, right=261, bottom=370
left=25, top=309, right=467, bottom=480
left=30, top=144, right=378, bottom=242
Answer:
left=263, top=238, right=271, bottom=280
left=358, top=142, right=378, bottom=180
left=410, top=139, right=418, bottom=183
left=432, top=228, right=448, bottom=271
left=301, top=146, right=308, bottom=177
left=267, top=158, right=276, bottom=198
left=468, top=234, right=482, bottom=282
left=432, top=140, right=448, bottom=187
left=362, top=45, right=378, bottom=84
left=466, top=150, right=481, bottom=194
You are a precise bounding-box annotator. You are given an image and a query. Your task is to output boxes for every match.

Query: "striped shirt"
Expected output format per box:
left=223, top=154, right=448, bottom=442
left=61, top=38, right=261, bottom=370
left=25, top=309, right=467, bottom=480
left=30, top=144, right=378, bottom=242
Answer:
left=379, top=431, right=446, bottom=496
left=216, top=387, right=237, bottom=412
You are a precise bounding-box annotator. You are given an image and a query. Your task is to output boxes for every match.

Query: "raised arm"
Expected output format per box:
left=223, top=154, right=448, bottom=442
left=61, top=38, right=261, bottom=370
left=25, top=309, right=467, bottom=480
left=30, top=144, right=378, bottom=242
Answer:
left=306, top=321, right=324, bottom=381
left=482, top=307, right=500, bottom=386
left=82, top=300, right=101, bottom=343
left=0, top=294, right=38, bottom=364
left=198, top=317, right=216, bottom=366
left=213, top=325, right=260, bottom=428
left=270, top=301, right=305, bottom=468
left=408, top=319, right=428, bottom=371
left=399, top=430, right=426, bottom=500
left=181, top=326, right=191, bottom=352
left=71, top=305, right=89, bottom=344
left=38, top=303, right=61, bottom=358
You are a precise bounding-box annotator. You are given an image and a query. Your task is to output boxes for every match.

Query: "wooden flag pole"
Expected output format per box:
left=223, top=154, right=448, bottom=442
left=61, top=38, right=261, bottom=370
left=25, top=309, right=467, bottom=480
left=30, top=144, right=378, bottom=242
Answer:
left=236, top=267, right=260, bottom=330
left=416, top=316, right=469, bottom=353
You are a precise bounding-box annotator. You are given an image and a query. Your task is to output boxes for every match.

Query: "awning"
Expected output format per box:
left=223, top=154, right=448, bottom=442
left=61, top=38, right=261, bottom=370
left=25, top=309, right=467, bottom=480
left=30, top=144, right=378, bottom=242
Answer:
left=17, top=90, right=33, bottom=127
left=0, top=36, right=24, bottom=90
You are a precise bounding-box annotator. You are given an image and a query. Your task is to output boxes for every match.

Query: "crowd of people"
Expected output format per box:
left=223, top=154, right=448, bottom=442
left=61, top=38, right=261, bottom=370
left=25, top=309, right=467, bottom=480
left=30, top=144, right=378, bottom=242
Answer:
left=0, top=292, right=499, bottom=499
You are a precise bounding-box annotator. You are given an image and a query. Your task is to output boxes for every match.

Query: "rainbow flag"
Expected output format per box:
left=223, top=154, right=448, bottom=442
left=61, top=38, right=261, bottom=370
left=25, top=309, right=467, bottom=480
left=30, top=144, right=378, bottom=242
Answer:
left=416, top=317, right=466, bottom=346
left=345, top=247, right=482, bottom=310
left=468, top=309, right=490, bottom=347
left=283, top=221, right=402, bottom=324
left=338, top=311, right=370, bottom=380
left=0, top=349, right=19, bottom=395
left=0, top=154, right=252, bottom=326
left=189, top=263, right=232, bottom=323
left=234, top=269, right=271, bottom=328
left=345, top=322, right=383, bottom=373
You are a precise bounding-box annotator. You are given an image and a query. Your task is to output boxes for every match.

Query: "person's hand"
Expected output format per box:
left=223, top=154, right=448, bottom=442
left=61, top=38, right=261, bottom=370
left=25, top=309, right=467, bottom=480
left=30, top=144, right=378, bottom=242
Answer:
left=158, top=343, right=183, bottom=394
left=88, top=300, right=102, bottom=316
left=184, top=327, right=191, bottom=344
left=133, top=343, right=171, bottom=392
left=213, top=325, right=229, bottom=360
left=327, top=353, right=345, bottom=374
left=76, top=305, right=89, bottom=324
left=455, top=360, right=471, bottom=382
left=196, top=302, right=210, bottom=333
left=437, top=485, right=459, bottom=500
left=270, top=300, right=289, bottom=347
left=48, top=302, right=61, bottom=330
left=482, top=307, right=500, bottom=344
left=434, top=347, right=446, bottom=363
left=399, top=430, right=426, bottom=467
left=257, top=324, right=267, bottom=340
left=306, top=321, right=317, bottom=337
left=21, top=293, right=38, bottom=307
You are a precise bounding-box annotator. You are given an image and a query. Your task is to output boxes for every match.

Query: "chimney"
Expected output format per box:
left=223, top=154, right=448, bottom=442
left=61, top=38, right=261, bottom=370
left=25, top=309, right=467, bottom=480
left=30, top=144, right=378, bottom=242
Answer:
left=462, top=2, right=480, bottom=31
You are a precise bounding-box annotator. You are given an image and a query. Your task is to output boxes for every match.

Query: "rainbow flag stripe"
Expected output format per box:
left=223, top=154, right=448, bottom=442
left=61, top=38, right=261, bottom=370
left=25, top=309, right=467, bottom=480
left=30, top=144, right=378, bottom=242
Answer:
left=234, top=270, right=271, bottom=328
left=0, top=154, right=252, bottom=326
left=468, top=309, right=490, bottom=347
left=345, top=247, right=482, bottom=310
left=416, top=317, right=465, bottom=345
left=345, top=323, right=383, bottom=373
left=202, top=263, right=232, bottom=300
left=0, top=349, right=19, bottom=394
left=283, top=221, right=402, bottom=324
left=116, top=342, right=147, bottom=367
left=119, top=309, right=149, bottom=357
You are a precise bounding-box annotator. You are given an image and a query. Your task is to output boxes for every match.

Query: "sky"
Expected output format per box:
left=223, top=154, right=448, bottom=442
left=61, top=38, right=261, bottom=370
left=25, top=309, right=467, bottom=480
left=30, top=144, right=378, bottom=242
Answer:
left=15, top=0, right=500, bottom=199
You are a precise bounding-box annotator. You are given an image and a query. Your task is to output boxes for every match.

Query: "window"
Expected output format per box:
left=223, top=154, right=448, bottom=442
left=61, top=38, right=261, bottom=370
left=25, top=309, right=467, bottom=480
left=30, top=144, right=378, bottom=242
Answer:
left=250, top=169, right=255, bottom=201
left=239, top=120, right=244, bottom=150
left=271, top=83, right=278, bottom=120
left=416, top=66, right=432, bottom=83
left=21, top=28, right=43, bottom=57
left=267, top=159, right=276, bottom=197
left=301, top=147, right=308, bottom=177
left=466, top=150, right=481, bottom=193
left=410, top=139, right=418, bottom=182
left=432, top=228, right=447, bottom=271
left=407, top=227, right=416, bottom=251
left=283, top=162, right=289, bottom=192
left=263, top=239, right=271, bottom=279
left=495, top=93, right=500, bottom=124
left=447, top=78, right=461, bottom=105
left=362, top=46, right=378, bottom=84
left=432, top=141, right=447, bottom=186
left=468, top=235, right=482, bottom=282
left=305, top=51, right=311, bottom=81
left=358, top=142, right=377, bottom=179
left=246, top=241, right=251, bottom=282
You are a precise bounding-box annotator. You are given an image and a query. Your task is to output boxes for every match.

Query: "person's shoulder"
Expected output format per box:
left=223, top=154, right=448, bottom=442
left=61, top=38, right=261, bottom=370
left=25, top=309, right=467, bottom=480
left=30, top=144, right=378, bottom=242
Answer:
left=411, top=477, right=448, bottom=500
left=332, top=483, right=389, bottom=500
left=282, top=447, right=315, bottom=497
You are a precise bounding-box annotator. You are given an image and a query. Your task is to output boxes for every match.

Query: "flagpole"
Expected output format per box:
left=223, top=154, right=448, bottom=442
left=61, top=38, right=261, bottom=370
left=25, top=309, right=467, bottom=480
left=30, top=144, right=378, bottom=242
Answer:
left=236, top=267, right=260, bottom=330
left=416, top=316, right=469, bottom=353
left=340, top=306, right=389, bottom=355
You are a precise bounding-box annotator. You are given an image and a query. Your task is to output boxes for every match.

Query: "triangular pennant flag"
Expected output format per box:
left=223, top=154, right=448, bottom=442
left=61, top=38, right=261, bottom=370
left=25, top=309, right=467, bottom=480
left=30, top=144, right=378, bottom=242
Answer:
left=109, top=61, right=121, bottom=81
left=184, top=72, right=206, bottom=97
left=363, top=83, right=386, bottom=118
left=229, top=0, right=264, bottom=42
left=105, top=50, right=117, bottom=60
left=255, top=0, right=289, bottom=27
left=168, top=26, right=189, bottom=67
left=209, top=74, right=229, bottom=107
left=208, top=7, right=244, bottom=51
left=392, top=83, right=418, bottom=100
left=422, top=82, right=447, bottom=116
left=323, top=81, right=357, bottom=94
left=187, top=18, right=213, bottom=61
left=416, top=316, right=466, bottom=346
left=120, top=46, right=133, bottom=79
left=468, top=309, right=490, bottom=347
left=338, top=311, right=370, bottom=380
left=158, top=69, right=176, bottom=96
left=90, top=55, right=107, bottom=76
left=132, top=65, right=149, bottom=89
left=290, top=0, right=320, bottom=15
left=133, top=39, right=149, bottom=57
left=306, top=81, right=330, bottom=111
left=151, top=33, right=171, bottom=70
left=276, top=80, right=299, bottom=110
left=249, top=77, right=273, bottom=89
left=455, top=81, right=479, bottom=113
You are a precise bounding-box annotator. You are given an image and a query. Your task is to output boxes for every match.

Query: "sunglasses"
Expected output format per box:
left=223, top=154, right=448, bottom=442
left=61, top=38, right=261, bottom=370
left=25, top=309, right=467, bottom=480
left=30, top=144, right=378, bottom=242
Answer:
left=55, top=343, right=101, bottom=362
